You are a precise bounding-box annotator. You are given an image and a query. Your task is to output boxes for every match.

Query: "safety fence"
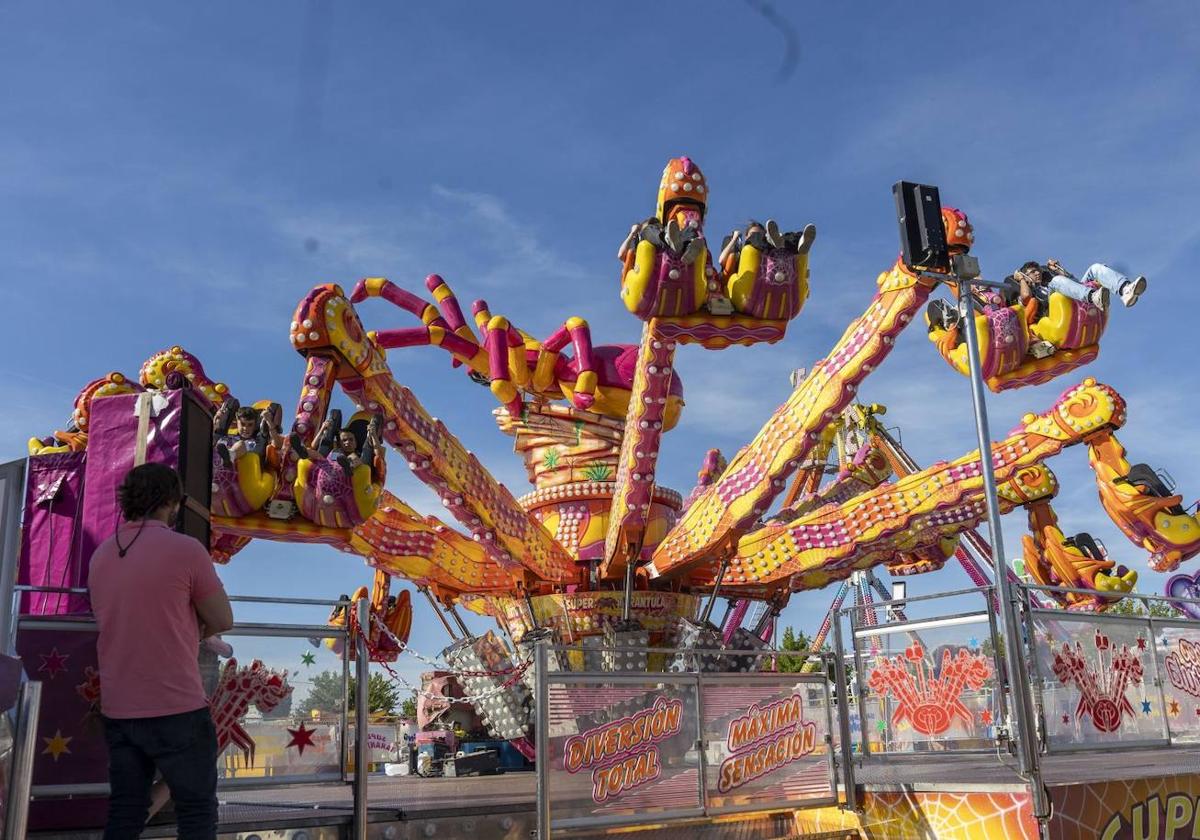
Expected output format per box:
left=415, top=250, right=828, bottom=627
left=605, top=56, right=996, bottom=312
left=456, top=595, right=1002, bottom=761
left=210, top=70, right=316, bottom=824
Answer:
left=844, top=585, right=1004, bottom=756
left=1, top=658, right=40, bottom=839
left=535, top=645, right=838, bottom=836
left=7, top=587, right=354, bottom=811
left=840, top=581, right=1200, bottom=762
left=1022, top=584, right=1200, bottom=753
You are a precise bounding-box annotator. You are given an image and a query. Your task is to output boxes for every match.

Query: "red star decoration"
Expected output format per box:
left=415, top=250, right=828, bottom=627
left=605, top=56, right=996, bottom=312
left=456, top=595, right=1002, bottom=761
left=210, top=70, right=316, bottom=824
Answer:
left=1136, top=637, right=1148, bottom=651
left=38, top=648, right=70, bottom=679
left=980, top=709, right=994, bottom=726
left=286, top=722, right=317, bottom=755
left=1062, top=714, right=1071, bottom=724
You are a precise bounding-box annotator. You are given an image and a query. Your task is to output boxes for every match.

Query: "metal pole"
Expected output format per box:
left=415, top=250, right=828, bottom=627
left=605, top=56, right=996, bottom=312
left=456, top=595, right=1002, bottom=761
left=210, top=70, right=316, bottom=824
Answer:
left=525, top=591, right=540, bottom=630
left=5, top=680, right=42, bottom=840
left=958, top=280, right=1049, bottom=822
left=535, top=639, right=551, bottom=840
left=446, top=604, right=472, bottom=639
left=0, top=459, right=27, bottom=656
left=353, top=599, right=370, bottom=839
left=831, top=619, right=856, bottom=813
left=699, top=558, right=729, bottom=625
left=621, top=561, right=636, bottom=622
left=421, top=587, right=459, bottom=640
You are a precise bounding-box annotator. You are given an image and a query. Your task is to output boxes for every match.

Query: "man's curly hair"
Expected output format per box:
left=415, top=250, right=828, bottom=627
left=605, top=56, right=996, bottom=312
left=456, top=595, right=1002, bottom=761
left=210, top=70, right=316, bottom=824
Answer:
left=116, top=463, right=182, bottom=521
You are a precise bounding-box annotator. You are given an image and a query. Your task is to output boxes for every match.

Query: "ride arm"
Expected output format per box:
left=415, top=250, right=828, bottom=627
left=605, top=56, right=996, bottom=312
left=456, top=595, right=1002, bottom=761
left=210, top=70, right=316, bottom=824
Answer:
left=342, top=374, right=577, bottom=584
left=601, top=318, right=679, bottom=580
left=650, top=260, right=938, bottom=578
left=350, top=277, right=488, bottom=374
left=533, top=318, right=598, bottom=408
left=349, top=492, right=523, bottom=597
left=716, top=380, right=1127, bottom=591
left=1089, top=430, right=1200, bottom=572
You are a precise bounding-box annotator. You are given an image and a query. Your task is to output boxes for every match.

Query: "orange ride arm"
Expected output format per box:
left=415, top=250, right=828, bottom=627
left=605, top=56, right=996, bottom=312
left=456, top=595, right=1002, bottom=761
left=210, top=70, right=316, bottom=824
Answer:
left=349, top=492, right=521, bottom=596
left=718, top=379, right=1126, bottom=591
left=1088, top=430, right=1200, bottom=572
left=342, top=376, right=577, bottom=584
left=649, top=260, right=937, bottom=579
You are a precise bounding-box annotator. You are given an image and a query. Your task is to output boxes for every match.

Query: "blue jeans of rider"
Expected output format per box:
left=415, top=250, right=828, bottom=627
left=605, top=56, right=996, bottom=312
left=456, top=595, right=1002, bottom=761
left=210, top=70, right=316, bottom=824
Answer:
left=102, top=707, right=219, bottom=840
left=1047, top=263, right=1131, bottom=303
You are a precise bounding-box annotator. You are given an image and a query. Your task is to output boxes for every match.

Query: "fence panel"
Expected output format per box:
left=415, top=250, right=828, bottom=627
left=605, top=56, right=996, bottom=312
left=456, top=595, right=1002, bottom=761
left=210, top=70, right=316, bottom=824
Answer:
left=699, top=673, right=836, bottom=814
left=214, top=629, right=346, bottom=784
left=14, top=612, right=351, bottom=799
left=543, top=673, right=704, bottom=830
left=1029, top=610, right=1168, bottom=751
left=854, top=613, right=1000, bottom=754
left=1153, top=620, right=1200, bottom=744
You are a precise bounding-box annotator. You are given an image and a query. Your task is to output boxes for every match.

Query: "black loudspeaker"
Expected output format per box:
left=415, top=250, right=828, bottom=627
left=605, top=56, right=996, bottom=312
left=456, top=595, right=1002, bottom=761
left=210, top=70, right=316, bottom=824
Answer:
left=893, top=181, right=948, bottom=272
left=176, top=387, right=214, bottom=548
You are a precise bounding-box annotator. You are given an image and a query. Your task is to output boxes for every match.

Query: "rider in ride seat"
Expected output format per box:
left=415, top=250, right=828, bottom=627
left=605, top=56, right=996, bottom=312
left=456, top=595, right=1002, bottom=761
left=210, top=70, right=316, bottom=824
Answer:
left=1013, top=260, right=1147, bottom=311
left=924, top=207, right=984, bottom=352
left=214, top=400, right=280, bottom=468
left=291, top=410, right=383, bottom=480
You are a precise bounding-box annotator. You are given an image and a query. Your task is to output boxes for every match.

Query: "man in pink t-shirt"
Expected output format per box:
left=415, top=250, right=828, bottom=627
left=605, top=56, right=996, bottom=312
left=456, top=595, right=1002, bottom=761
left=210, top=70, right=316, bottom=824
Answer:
left=89, top=464, right=233, bottom=840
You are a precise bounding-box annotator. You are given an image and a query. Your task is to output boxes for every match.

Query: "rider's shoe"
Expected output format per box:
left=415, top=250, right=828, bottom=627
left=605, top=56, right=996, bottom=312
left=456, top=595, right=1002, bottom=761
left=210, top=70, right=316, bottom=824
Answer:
left=1120, top=276, right=1147, bottom=307
left=1029, top=340, right=1057, bottom=359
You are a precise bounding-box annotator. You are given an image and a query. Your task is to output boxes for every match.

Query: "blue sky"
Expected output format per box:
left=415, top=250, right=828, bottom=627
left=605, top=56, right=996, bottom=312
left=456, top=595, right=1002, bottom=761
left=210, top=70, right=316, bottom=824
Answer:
left=3, top=2, right=1199, bottom=685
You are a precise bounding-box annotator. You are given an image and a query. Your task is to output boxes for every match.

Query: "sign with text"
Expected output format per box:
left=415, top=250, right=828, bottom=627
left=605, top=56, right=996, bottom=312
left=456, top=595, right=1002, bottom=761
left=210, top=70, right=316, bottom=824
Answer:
left=1155, top=623, right=1200, bottom=744
left=701, top=675, right=835, bottom=813
left=544, top=677, right=703, bottom=829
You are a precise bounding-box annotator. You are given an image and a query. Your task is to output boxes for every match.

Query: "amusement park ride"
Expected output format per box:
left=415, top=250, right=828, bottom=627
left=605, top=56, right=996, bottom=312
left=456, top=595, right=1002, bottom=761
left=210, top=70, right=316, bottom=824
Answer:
left=14, top=157, right=1200, bottom=837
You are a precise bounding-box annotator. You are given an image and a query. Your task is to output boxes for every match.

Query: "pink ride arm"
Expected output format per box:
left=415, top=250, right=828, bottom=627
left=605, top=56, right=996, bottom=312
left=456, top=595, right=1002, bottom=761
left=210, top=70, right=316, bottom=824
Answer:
left=484, top=316, right=523, bottom=416
left=720, top=599, right=751, bottom=645
left=352, top=277, right=488, bottom=372
left=601, top=319, right=679, bottom=580
left=349, top=492, right=517, bottom=596
left=425, top=274, right=474, bottom=339
left=351, top=277, right=442, bottom=324
left=566, top=318, right=597, bottom=408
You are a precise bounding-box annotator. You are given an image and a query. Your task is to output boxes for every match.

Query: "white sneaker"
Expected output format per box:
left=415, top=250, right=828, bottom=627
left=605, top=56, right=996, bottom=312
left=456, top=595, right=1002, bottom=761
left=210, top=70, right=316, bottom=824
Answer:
left=765, top=219, right=784, bottom=249
left=1120, top=276, right=1147, bottom=307
left=1029, top=340, right=1057, bottom=359
left=1088, top=287, right=1110, bottom=310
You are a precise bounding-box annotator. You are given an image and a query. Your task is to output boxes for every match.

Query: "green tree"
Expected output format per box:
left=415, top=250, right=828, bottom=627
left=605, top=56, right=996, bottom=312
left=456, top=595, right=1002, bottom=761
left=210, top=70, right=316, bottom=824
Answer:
left=1104, top=595, right=1179, bottom=619
left=399, top=690, right=418, bottom=720
left=777, top=625, right=814, bottom=673
left=297, top=670, right=402, bottom=718
left=298, top=670, right=343, bottom=718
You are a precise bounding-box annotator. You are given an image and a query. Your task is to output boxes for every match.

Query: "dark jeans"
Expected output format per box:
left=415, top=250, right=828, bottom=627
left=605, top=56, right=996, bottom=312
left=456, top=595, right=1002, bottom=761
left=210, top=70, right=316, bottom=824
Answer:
left=102, top=707, right=218, bottom=840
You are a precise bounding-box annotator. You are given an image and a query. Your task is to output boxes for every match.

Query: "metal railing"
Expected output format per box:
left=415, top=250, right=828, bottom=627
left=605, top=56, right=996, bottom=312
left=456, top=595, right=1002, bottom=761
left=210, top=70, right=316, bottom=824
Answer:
left=1019, top=583, right=1200, bottom=753
left=2, top=679, right=41, bottom=839
left=843, top=585, right=1005, bottom=758
left=835, top=579, right=1200, bottom=764
left=9, top=586, right=365, bottom=809
left=534, top=641, right=839, bottom=837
